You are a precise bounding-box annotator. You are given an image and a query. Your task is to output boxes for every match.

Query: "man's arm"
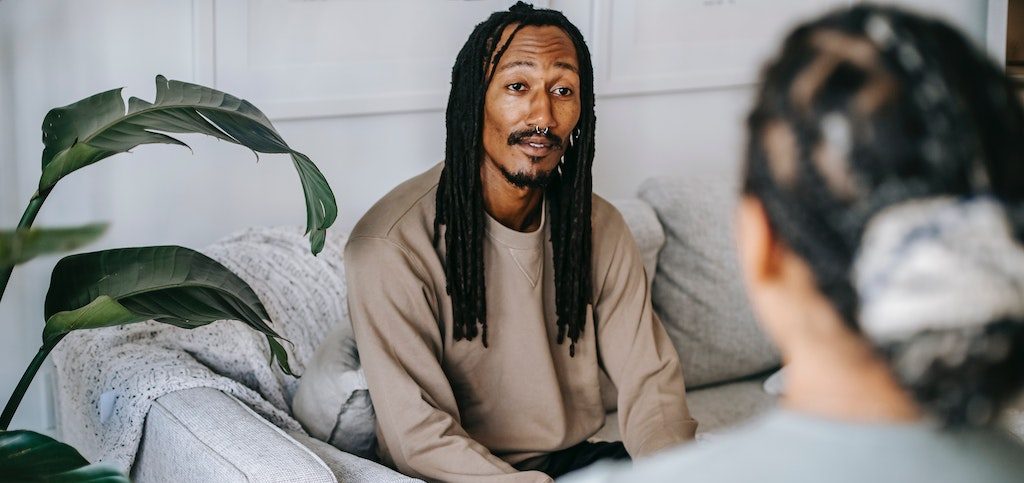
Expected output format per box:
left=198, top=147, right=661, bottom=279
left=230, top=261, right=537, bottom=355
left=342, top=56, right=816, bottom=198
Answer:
left=346, top=236, right=552, bottom=483
left=593, top=211, right=698, bottom=458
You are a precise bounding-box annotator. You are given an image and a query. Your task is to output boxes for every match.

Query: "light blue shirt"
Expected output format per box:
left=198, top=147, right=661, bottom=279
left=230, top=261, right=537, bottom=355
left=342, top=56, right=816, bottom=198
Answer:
left=561, top=409, right=1024, bottom=483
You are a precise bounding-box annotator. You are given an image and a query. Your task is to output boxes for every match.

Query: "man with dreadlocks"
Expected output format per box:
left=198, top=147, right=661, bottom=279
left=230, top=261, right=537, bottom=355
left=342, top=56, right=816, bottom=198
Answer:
left=340, top=3, right=696, bottom=481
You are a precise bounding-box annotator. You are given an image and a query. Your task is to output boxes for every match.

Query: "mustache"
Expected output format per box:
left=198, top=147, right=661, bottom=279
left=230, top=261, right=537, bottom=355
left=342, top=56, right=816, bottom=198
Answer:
left=507, top=129, right=564, bottom=150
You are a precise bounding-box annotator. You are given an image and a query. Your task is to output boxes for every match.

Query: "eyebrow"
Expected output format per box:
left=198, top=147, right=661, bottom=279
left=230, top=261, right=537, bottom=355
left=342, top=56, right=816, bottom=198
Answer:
left=555, top=61, right=579, bottom=73
left=497, top=59, right=579, bottom=74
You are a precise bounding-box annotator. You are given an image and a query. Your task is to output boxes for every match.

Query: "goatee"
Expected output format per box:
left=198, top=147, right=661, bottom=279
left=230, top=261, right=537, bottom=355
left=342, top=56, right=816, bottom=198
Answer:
left=499, top=164, right=556, bottom=189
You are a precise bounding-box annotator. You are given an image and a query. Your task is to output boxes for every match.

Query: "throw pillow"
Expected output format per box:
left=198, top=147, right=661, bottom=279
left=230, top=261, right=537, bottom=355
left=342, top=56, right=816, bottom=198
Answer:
left=292, top=322, right=377, bottom=459
left=639, top=175, right=780, bottom=388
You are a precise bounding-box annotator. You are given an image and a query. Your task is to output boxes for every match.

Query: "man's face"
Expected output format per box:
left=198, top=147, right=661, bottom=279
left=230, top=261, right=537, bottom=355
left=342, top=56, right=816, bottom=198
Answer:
left=482, top=24, right=581, bottom=189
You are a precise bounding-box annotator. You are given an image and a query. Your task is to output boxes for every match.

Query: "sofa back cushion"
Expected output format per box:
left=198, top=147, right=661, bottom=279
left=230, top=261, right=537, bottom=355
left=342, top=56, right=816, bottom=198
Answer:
left=639, top=175, right=780, bottom=388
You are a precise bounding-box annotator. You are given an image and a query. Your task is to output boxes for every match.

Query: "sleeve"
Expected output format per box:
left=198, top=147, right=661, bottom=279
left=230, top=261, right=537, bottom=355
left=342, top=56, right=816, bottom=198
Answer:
left=592, top=214, right=698, bottom=458
left=345, top=236, right=552, bottom=483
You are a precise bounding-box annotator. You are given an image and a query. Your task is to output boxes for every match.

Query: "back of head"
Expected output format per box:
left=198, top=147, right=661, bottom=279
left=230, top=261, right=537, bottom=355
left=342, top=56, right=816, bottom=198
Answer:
left=744, top=4, right=1024, bottom=426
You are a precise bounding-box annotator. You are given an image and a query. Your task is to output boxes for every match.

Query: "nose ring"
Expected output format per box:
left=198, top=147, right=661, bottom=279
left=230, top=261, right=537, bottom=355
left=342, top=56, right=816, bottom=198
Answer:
left=534, top=126, right=550, bottom=135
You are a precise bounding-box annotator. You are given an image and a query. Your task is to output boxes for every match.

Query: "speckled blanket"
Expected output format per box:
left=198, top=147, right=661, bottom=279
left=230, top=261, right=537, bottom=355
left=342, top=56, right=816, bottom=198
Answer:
left=51, top=227, right=350, bottom=472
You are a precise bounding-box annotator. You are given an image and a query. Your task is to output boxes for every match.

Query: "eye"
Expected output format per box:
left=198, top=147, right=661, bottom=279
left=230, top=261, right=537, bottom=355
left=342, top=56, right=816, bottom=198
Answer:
left=507, top=82, right=527, bottom=92
left=552, top=87, right=573, bottom=97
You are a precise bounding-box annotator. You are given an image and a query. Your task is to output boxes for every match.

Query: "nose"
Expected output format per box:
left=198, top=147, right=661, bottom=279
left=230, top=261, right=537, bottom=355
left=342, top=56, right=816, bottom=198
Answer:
left=526, top=90, right=558, bottom=131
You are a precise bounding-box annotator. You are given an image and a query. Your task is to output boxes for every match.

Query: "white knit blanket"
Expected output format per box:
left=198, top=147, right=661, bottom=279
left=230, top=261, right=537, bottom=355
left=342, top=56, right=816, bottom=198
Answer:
left=51, top=226, right=350, bottom=472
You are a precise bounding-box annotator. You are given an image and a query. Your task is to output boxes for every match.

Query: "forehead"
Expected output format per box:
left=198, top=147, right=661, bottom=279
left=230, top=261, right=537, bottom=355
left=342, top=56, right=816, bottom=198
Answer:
left=492, top=24, right=578, bottom=70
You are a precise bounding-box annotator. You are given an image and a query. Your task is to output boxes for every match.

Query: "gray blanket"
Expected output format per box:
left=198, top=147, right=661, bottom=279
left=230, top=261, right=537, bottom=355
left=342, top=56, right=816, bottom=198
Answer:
left=51, top=227, right=350, bottom=471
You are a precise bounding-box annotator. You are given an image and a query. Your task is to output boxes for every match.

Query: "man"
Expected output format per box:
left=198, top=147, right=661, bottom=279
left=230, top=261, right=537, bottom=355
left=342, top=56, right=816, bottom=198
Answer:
left=344, top=3, right=696, bottom=481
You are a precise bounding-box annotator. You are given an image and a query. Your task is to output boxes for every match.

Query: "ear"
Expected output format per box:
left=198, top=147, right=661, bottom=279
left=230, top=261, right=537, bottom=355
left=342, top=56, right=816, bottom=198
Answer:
left=736, top=196, right=781, bottom=285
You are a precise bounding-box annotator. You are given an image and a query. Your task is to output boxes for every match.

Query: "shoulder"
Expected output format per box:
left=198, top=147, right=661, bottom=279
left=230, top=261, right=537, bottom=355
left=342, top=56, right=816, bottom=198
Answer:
left=590, top=194, right=632, bottom=256
left=346, top=163, right=443, bottom=276
left=562, top=415, right=794, bottom=483
left=349, top=163, right=442, bottom=242
left=591, top=193, right=627, bottom=232
left=589, top=194, right=643, bottom=278
left=937, top=427, right=1024, bottom=478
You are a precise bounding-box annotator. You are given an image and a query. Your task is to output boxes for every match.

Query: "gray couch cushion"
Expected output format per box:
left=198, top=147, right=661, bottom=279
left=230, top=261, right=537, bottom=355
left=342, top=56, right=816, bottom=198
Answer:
left=685, top=375, right=777, bottom=435
left=133, top=387, right=335, bottom=482
left=640, top=176, right=780, bottom=388
left=288, top=431, right=423, bottom=482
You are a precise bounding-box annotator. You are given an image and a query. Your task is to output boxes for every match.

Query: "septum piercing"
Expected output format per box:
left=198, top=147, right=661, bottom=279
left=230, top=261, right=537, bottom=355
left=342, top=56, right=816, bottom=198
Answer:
left=534, top=126, right=550, bottom=135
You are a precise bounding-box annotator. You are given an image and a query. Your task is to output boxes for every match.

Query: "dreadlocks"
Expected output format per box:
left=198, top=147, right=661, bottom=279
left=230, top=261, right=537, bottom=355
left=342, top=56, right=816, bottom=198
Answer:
left=434, top=1, right=596, bottom=356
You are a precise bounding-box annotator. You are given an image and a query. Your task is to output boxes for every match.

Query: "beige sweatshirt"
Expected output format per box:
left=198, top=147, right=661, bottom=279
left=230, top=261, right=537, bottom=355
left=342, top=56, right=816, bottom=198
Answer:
left=345, top=164, right=696, bottom=483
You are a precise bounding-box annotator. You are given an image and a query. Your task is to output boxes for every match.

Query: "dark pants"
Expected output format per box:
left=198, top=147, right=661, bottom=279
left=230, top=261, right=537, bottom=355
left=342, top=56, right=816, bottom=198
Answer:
left=514, top=441, right=631, bottom=479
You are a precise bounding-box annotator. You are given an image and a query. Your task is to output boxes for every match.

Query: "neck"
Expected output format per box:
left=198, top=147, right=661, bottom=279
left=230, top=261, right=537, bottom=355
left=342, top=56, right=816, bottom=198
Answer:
left=782, top=329, right=922, bottom=423
left=479, top=160, right=545, bottom=232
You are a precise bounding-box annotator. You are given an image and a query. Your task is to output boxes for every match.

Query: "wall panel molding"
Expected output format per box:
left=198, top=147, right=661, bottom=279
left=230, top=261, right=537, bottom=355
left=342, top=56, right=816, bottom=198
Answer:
left=192, top=0, right=998, bottom=115
left=195, top=0, right=548, bottom=120
left=987, top=0, right=1008, bottom=65
left=591, top=0, right=853, bottom=98
left=192, top=0, right=216, bottom=86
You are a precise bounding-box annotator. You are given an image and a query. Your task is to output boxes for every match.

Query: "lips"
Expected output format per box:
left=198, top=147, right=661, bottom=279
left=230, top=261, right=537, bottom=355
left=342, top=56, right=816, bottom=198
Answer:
left=515, top=135, right=559, bottom=157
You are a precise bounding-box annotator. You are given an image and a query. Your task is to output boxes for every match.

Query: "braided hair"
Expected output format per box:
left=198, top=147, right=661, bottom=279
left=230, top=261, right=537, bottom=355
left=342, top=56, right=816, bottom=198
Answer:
left=434, top=2, right=596, bottom=356
left=745, top=5, right=1024, bottom=425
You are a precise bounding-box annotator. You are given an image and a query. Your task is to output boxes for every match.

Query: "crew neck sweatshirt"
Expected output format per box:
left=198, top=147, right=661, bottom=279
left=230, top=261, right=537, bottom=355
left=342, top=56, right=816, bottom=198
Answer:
left=345, top=164, right=697, bottom=482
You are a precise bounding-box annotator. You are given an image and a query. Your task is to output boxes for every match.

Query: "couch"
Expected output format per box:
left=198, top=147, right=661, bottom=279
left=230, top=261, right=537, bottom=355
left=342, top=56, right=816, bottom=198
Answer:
left=64, top=175, right=783, bottom=482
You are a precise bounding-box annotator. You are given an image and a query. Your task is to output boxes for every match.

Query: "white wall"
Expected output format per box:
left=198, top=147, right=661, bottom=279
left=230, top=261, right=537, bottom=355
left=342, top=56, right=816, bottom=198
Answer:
left=0, top=0, right=998, bottom=434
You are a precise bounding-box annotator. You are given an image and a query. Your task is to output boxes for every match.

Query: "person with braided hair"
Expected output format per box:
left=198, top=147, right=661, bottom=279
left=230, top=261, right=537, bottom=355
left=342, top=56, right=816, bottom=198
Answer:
left=331, top=3, right=695, bottom=481
left=564, top=4, right=1024, bottom=483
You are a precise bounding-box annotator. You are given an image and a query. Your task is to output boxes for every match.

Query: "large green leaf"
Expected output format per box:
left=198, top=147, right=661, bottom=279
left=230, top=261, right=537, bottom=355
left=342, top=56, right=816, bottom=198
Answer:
left=0, top=430, right=128, bottom=482
left=39, top=75, right=337, bottom=254
left=0, top=224, right=107, bottom=269
left=43, top=246, right=292, bottom=375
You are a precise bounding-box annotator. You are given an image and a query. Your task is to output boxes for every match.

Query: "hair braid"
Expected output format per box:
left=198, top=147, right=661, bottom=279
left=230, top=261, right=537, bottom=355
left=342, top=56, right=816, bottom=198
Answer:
left=744, top=4, right=1024, bottom=425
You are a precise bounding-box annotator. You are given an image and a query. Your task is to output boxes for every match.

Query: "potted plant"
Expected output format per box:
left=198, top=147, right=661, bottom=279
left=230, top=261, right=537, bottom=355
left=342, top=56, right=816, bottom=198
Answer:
left=0, top=75, right=337, bottom=481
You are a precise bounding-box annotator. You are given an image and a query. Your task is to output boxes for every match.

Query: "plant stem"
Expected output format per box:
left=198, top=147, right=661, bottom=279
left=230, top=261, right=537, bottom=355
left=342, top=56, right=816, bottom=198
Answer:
left=0, top=193, right=48, bottom=304
left=17, top=194, right=45, bottom=228
left=1, top=335, right=62, bottom=430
